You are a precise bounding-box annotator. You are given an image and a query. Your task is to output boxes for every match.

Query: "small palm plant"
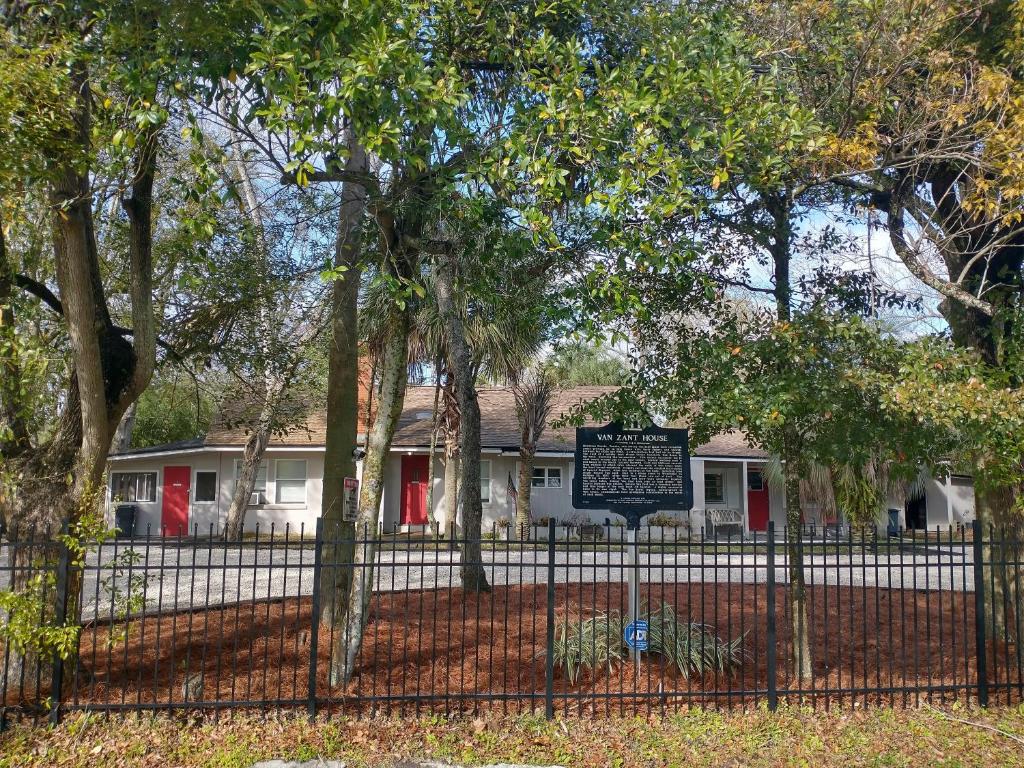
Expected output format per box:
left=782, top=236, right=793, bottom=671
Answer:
left=551, top=610, right=627, bottom=684
left=549, top=602, right=745, bottom=684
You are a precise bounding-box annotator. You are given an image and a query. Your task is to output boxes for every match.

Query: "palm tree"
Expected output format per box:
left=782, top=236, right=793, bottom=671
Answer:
left=361, top=263, right=545, bottom=536
left=763, top=454, right=930, bottom=532
left=513, top=367, right=556, bottom=539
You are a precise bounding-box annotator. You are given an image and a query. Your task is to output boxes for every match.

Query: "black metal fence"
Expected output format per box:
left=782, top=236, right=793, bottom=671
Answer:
left=1, top=519, right=1022, bottom=726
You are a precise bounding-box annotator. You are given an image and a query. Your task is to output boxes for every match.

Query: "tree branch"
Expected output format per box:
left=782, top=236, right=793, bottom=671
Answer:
left=14, top=274, right=63, bottom=314
left=886, top=201, right=995, bottom=316
left=16, top=273, right=186, bottom=363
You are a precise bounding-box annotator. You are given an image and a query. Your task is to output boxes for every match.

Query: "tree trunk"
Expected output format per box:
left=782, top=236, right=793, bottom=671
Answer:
left=425, top=373, right=442, bottom=537
left=976, top=482, right=1022, bottom=643
left=441, top=377, right=461, bottom=549
left=783, top=442, right=813, bottom=683
left=222, top=389, right=280, bottom=539
left=770, top=186, right=808, bottom=678
left=443, top=449, right=459, bottom=545
left=516, top=450, right=535, bottom=540
left=332, top=301, right=411, bottom=686
left=111, top=401, right=137, bottom=454
left=432, top=255, right=489, bottom=593
left=319, top=135, right=369, bottom=624
left=2, top=37, right=158, bottom=707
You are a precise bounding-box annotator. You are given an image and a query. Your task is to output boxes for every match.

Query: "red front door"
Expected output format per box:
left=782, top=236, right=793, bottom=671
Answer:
left=161, top=466, right=191, bottom=535
left=747, top=468, right=770, bottom=532
left=400, top=455, right=429, bottom=525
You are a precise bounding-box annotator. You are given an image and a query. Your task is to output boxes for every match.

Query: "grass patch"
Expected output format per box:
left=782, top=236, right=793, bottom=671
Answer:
left=3, top=705, right=1024, bottom=767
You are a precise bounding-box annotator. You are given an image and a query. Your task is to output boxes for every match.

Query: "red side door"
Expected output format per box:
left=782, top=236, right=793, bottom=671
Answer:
left=161, top=466, right=191, bottom=535
left=747, top=468, right=770, bottom=532
left=400, top=455, right=429, bottom=525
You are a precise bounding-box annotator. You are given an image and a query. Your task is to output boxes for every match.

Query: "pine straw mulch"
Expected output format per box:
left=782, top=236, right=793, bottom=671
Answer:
left=5, top=582, right=1021, bottom=715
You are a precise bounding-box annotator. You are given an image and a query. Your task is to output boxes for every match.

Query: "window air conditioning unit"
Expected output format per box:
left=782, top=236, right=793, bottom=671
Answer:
left=249, top=491, right=262, bottom=506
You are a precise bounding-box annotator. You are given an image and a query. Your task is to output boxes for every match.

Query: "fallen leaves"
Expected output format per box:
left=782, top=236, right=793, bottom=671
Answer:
left=1, top=706, right=1024, bottom=768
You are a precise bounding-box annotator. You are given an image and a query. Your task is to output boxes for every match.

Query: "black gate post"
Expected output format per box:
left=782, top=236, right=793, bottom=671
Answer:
left=973, top=519, right=988, bottom=707
left=307, top=517, right=324, bottom=720
left=544, top=519, right=556, bottom=720
left=766, top=521, right=778, bottom=712
left=49, top=526, right=71, bottom=726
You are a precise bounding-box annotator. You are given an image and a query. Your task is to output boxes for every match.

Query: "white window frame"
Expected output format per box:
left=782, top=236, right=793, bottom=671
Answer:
left=704, top=472, right=725, bottom=504
left=274, top=459, right=307, bottom=505
left=194, top=470, right=218, bottom=503
left=109, top=472, right=157, bottom=503
left=480, top=459, right=492, bottom=504
left=531, top=466, right=562, bottom=489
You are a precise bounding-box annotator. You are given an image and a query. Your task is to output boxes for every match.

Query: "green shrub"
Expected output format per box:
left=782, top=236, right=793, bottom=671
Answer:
left=551, top=610, right=627, bottom=684
left=549, top=602, right=744, bottom=684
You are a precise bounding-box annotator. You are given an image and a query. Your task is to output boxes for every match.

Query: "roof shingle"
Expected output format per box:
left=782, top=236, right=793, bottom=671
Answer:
left=200, top=384, right=763, bottom=458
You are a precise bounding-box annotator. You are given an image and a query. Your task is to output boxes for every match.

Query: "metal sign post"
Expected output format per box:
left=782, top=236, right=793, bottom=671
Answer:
left=620, top=511, right=650, bottom=678
left=625, top=525, right=640, bottom=673
left=622, top=528, right=630, bottom=663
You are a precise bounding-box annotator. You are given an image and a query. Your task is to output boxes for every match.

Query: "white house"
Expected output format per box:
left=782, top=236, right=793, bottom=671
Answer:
left=105, top=385, right=976, bottom=537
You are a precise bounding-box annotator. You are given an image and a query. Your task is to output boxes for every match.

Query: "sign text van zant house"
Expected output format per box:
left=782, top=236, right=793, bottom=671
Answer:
left=572, top=421, right=693, bottom=528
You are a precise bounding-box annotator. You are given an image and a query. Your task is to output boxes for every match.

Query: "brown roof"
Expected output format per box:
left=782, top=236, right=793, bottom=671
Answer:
left=390, top=385, right=619, bottom=452
left=202, top=384, right=763, bottom=457
left=695, top=430, right=768, bottom=459
left=204, top=404, right=331, bottom=447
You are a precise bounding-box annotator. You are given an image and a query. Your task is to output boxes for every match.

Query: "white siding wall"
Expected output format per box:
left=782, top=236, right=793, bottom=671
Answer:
left=108, top=447, right=977, bottom=538
left=950, top=477, right=975, bottom=524
left=106, top=456, right=168, bottom=533
left=107, top=449, right=324, bottom=535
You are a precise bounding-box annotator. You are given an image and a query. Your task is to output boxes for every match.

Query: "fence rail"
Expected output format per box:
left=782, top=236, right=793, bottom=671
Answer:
left=1, top=519, right=1022, bottom=725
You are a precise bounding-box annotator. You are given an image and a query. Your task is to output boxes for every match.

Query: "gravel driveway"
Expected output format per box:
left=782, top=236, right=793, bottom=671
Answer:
left=2, top=538, right=975, bottom=620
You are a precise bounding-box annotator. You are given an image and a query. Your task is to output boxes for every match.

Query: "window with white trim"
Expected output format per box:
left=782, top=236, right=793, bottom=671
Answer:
left=195, top=471, right=217, bottom=502
left=234, top=461, right=267, bottom=504
left=275, top=459, right=307, bottom=504
left=110, top=472, right=157, bottom=503
left=480, top=460, right=491, bottom=503
left=531, top=467, right=562, bottom=488
left=704, top=472, right=725, bottom=504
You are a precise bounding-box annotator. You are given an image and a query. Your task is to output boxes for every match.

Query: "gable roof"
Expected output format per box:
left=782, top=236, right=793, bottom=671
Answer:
left=107, top=437, right=206, bottom=457
left=696, top=431, right=768, bottom=459
left=196, top=384, right=765, bottom=458
left=390, top=385, right=618, bottom=452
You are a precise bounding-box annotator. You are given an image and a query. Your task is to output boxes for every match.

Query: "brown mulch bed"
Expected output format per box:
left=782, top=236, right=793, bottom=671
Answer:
left=37, top=583, right=1024, bottom=714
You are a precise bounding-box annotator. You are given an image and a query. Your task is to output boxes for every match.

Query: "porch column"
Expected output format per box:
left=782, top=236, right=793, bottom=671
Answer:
left=690, top=458, right=705, bottom=534
left=741, top=461, right=749, bottom=536
left=945, top=475, right=954, bottom=527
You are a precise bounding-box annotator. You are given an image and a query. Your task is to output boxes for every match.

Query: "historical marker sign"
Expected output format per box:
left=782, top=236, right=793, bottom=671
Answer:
left=572, top=422, right=693, bottom=526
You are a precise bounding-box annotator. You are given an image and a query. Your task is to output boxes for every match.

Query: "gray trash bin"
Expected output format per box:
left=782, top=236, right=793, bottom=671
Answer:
left=115, top=504, right=138, bottom=538
left=886, top=508, right=900, bottom=537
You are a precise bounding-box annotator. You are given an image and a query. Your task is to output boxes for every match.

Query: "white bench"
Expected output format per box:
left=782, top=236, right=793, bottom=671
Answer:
left=704, top=508, right=744, bottom=538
